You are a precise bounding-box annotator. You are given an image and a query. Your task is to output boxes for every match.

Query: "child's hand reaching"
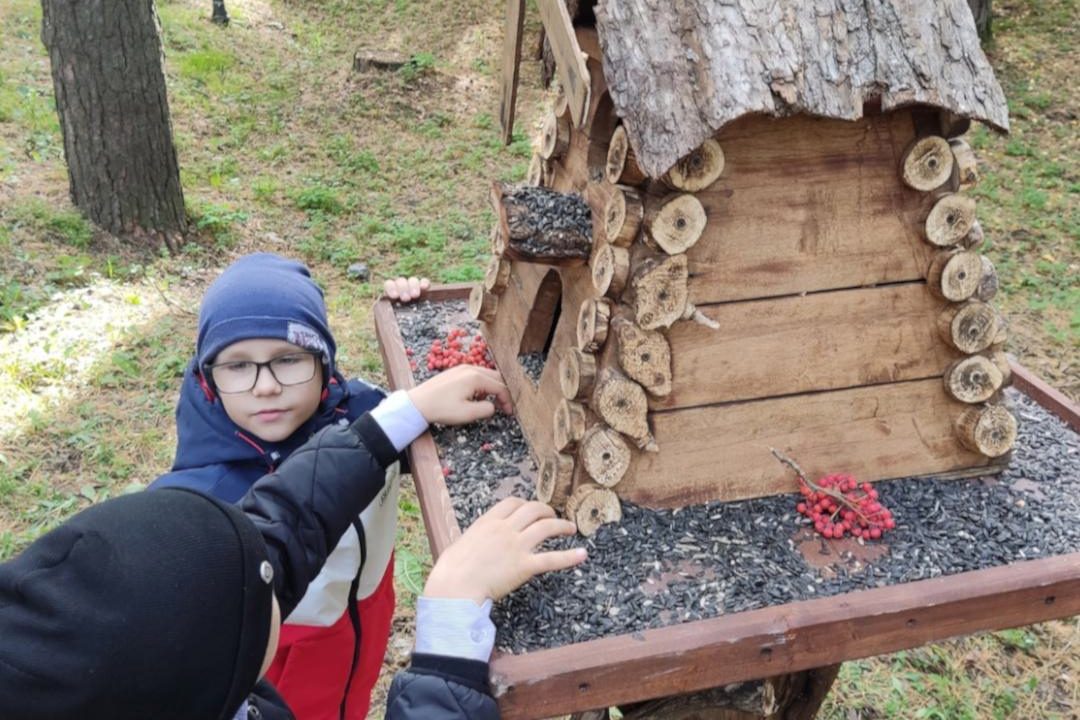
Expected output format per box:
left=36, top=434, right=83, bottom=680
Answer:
left=422, top=497, right=586, bottom=604
left=384, top=276, right=430, bottom=303
left=408, top=365, right=513, bottom=425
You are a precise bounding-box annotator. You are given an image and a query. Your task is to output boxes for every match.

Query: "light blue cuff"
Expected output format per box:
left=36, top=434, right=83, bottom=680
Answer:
left=415, top=596, right=495, bottom=662
left=369, top=390, right=429, bottom=452
left=232, top=700, right=248, bottom=720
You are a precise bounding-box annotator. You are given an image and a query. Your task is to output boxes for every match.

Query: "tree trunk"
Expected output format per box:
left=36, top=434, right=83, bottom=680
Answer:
left=41, top=0, right=186, bottom=249
left=967, top=0, right=992, bottom=42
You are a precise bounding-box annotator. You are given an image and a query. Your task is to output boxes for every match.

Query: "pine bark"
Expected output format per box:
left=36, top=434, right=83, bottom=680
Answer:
left=41, top=0, right=187, bottom=248
left=596, top=0, right=1008, bottom=177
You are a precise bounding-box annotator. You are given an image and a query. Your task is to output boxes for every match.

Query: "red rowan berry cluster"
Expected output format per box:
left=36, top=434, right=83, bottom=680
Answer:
left=421, top=327, right=495, bottom=371
left=796, top=473, right=896, bottom=540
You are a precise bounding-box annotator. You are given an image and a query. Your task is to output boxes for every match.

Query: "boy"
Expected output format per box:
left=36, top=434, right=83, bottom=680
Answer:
left=151, top=253, right=428, bottom=718
left=0, top=363, right=587, bottom=719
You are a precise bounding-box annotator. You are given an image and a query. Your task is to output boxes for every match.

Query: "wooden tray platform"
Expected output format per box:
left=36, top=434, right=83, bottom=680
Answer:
left=373, top=284, right=1080, bottom=720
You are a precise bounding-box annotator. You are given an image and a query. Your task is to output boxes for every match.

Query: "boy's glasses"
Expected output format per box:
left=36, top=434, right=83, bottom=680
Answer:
left=206, top=352, right=320, bottom=394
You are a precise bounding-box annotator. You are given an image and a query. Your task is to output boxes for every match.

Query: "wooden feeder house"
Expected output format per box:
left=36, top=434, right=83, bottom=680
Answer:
left=477, top=0, right=1015, bottom=535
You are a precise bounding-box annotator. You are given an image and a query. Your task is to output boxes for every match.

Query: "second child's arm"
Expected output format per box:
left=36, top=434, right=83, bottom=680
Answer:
left=241, top=364, right=512, bottom=616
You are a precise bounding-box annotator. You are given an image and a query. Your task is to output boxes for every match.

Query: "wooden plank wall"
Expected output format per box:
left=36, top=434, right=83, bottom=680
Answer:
left=685, top=112, right=936, bottom=303
left=485, top=30, right=993, bottom=508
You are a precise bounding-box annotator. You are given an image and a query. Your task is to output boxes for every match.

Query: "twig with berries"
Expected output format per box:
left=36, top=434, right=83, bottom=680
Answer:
left=770, top=448, right=896, bottom=541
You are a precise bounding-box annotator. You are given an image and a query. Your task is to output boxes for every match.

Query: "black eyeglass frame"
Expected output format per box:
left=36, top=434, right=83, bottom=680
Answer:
left=203, top=350, right=322, bottom=394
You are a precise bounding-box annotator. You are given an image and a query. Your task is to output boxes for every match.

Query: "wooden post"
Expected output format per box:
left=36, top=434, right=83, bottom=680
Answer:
left=613, top=317, right=672, bottom=397
left=662, top=138, right=725, bottom=191
left=564, top=484, right=622, bottom=536
left=591, top=242, right=631, bottom=298
left=578, top=297, right=613, bottom=352
left=925, top=193, right=977, bottom=247
left=560, top=347, right=597, bottom=401
left=606, top=125, right=648, bottom=185
left=643, top=194, right=707, bottom=255
left=498, top=0, right=527, bottom=144
left=537, top=452, right=574, bottom=508
left=554, top=398, right=587, bottom=452
left=484, top=255, right=512, bottom=294
left=926, top=250, right=983, bottom=302
left=938, top=301, right=1000, bottom=354
left=580, top=424, right=631, bottom=488
left=630, top=254, right=689, bottom=330
left=469, top=284, right=499, bottom=322
left=527, top=153, right=552, bottom=186
left=962, top=220, right=985, bottom=250
left=604, top=185, right=644, bottom=247
left=537, top=0, right=591, bottom=127
left=541, top=109, right=572, bottom=159
left=974, top=255, right=999, bottom=301
left=949, top=139, right=979, bottom=191
left=956, top=404, right=1018, bottom=457
left=944, top=355, right=1005, bottom=403
left=592, top=368, right=655, bottom=451
left=900, top=135, right=954, bottom=191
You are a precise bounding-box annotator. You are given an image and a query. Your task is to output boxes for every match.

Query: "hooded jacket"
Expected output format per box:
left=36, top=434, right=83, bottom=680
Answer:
left=151, top=364, right=401, bottom=627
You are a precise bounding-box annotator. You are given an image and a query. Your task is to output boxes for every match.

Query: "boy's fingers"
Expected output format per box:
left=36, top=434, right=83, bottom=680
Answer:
left=506, top=500, right=556, bottom=531
left=460, top=399, right=496, bottom=422
left=488, top=496, right=527, bottom=519
left=420, top=278, right=431, bottom=290
left=529, top=547, right=587, bottom=576
left=407, top=276, right=421, bottom=298
left=519, top=517, right=576, bottom=547
left=384, top=279, right=399, bottom=299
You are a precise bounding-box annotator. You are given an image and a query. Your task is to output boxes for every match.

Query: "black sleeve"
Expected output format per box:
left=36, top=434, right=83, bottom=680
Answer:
left=239, top=414, right=399, bottom=617
left=245, top=679, right=294, bottom=720
left=385, top=654, right=500, bottom=720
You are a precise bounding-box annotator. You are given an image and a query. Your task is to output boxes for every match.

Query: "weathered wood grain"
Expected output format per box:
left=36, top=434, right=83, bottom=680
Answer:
left=538, top=0, right=590, bottom=127
left=498, top=0, right=526, bottom=144
left=595, top=0, right=1008, bottom=177
left=655, top=283, right=962, bottom=410
left=373, top=299, right=461, bottom=557
left=683, top=112, right=938, bottom=304
left=489, top=553, right=1080, bottom=719
left=623, top=379, right=994, bottom=508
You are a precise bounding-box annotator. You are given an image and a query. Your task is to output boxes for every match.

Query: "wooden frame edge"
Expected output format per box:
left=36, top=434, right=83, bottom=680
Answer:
left=372, top=287, right=1080, bottom=719
left=1010, top=358, right=1080, bottom=434
left=489, top=553, right=1080, bottom=718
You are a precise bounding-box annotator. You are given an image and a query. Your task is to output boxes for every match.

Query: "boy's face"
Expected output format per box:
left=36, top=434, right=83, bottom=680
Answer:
left=213, top=338, right=324, bottom=443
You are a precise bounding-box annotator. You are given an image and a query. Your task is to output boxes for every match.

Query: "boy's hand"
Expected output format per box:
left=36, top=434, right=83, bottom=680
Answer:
left=408, top=365, right=513, bottom=425
left=423, top=497, right=586, bottom=604
left=384, top=276, right=430, bottom=303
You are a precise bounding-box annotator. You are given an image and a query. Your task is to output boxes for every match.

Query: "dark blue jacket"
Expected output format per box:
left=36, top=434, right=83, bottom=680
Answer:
left=151, top=362, right=387, bottom=500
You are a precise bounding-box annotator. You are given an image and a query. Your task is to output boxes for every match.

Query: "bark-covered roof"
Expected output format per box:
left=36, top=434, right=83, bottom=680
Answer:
left=595, top=0, right=1009, bottom=178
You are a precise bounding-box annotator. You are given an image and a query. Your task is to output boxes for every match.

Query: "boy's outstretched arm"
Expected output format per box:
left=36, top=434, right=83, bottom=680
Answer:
left=385, top=498, right=586, bottom=720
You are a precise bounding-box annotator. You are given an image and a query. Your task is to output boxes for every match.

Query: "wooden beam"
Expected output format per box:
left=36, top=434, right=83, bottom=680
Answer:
left=684, top=111, right=936, bottom=304
left=655, top=283, right=962, bottom=410
left=538, top=0, right=590, bottom=127
left=624, top=379, right=996, bottom=507
left=373, top=298, right=463, bottom=558
left=489, top=553, right=1080, bottom=719
left=498, top=0, right=527, bottom=144
left=1010, top=360, right=1080, bottom=434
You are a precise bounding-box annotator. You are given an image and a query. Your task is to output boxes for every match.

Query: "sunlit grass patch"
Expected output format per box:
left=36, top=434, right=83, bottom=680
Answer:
left=0, top=278, right=172, bottom=435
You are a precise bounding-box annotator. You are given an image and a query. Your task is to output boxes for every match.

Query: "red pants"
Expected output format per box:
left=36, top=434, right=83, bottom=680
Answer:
left=266, top=559, right=395, bottom=719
